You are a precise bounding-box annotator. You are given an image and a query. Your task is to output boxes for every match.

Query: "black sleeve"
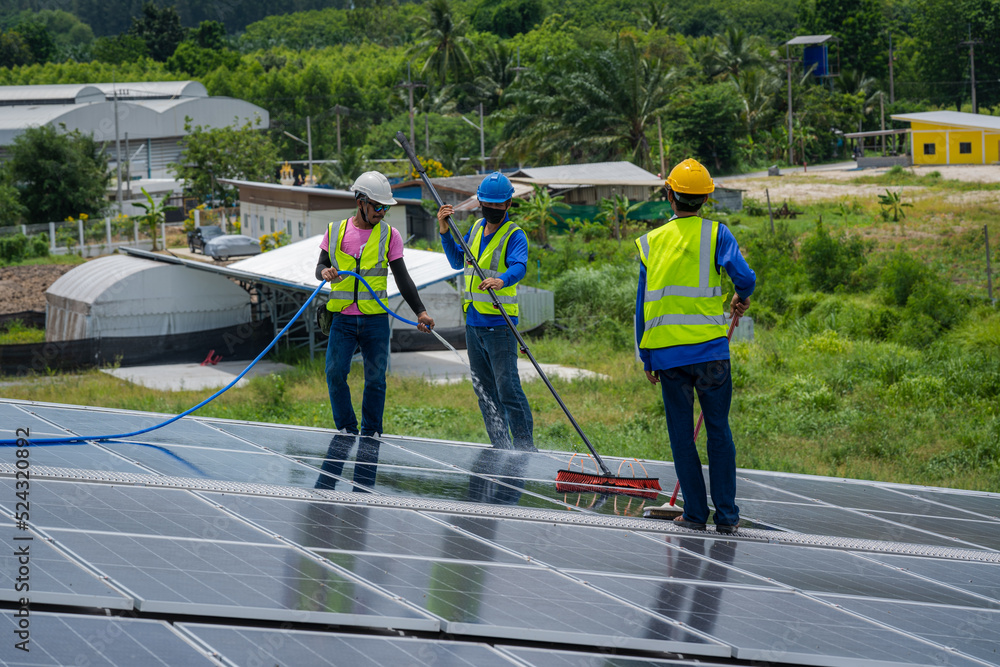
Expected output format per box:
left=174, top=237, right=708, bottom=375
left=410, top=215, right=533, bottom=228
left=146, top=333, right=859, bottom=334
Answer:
left=316, top=249, right=331, bottom=281
left=389, top=257, right=426, bottom=315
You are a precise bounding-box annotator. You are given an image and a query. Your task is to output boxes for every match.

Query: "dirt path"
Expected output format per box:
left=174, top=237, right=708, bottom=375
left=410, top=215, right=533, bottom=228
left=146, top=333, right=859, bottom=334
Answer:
left=0, top=264, right=76, bottom=314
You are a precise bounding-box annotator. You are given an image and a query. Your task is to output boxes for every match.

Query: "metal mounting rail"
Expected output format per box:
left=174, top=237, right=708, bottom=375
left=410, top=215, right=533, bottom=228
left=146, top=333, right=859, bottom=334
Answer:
left=3, top=464, right=998, bottom=564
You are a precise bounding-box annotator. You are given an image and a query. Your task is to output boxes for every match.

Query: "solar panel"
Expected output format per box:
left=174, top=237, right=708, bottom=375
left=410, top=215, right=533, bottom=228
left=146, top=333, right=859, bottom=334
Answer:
left=0, top=612, right=216, bottom=666
left=46, top=529, right=438, bottom=630
left=0, top=479, right=269, bottom=542
left=814, top=597, right=1000, bottom=665
left=578, top=573, right=987, bottom=666
left=207, top=494, right=526, bottom=562
left=177, top=624, right=521, bottom=667
left=323, top=554, right=729, bottom=656
left=4, top=398, right=1000, bottom=666
left=0, top=524, right=132, bottom=610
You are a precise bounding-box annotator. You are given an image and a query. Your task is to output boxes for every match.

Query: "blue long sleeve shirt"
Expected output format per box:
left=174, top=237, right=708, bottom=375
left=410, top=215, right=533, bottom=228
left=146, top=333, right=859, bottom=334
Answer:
left=636, top=221, right=756, bottom=372
left=441, top=218, right=528, bottom=327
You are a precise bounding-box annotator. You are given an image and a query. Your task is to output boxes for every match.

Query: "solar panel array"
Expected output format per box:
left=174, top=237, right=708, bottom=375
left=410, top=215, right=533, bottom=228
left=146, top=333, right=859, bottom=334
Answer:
left=1, top=398, right=999, bottom=667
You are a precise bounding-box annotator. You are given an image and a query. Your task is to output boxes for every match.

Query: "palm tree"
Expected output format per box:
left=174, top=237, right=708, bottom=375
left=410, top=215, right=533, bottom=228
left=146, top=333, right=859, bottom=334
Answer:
left=636, top=1, right=672, bottom=31
left=410, top=0, right=473, bottom=85
left=734, top=67, right=780, bottom=136
left=321, top=147, right=370, bottom=189
left=715, top=27, right=763, bottom=80
left=836, top=68, right=881, bottom=131
left=514, top=185, right=569, bottom=244
left=433, top=136, right=475, bottom=176
left=688, top=35, right=722, bottom=81
left=473, top=42, right=517, bottom=111
left=499, top=39, right=675, bottom=170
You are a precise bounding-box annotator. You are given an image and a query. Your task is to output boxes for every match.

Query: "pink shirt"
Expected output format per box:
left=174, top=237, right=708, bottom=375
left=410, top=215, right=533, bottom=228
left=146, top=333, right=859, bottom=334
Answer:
left=321, top=216, right=404, bottom=315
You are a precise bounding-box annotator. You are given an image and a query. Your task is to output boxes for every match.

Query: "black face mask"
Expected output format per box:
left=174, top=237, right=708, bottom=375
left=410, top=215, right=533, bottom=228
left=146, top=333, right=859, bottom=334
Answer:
left=482, top=206, right=507, bottom=225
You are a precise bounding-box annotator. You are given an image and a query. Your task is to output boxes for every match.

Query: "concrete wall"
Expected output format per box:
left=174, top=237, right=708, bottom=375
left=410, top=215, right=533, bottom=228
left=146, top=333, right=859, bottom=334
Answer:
left=910, top=122, right=1000, bottom=165
left=857, top=155, right=912, bottom=169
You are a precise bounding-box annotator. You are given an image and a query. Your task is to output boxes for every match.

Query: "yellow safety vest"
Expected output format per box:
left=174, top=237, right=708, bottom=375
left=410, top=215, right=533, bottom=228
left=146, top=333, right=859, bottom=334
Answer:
left=635, top=216, right=726, bottom=349
left=463, top=218, right=520, bottom=317
left=325, top=219, right=391, bottom=315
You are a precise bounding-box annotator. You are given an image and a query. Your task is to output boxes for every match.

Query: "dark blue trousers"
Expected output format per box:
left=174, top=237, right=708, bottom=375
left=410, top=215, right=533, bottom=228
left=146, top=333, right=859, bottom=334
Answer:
left=658, top=359, right=739, bottom=526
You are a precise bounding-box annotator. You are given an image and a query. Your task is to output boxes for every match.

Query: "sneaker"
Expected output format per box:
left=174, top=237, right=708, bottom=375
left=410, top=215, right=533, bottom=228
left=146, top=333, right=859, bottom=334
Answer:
left=673, top=515, right=707, bottom=531
left=715, top=523, right=739, bottom=535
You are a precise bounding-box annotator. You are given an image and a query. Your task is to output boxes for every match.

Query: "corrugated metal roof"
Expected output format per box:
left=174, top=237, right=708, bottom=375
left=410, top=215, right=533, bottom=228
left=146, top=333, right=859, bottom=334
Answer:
left=891, top=111, right=1000, bottom=132
left=228, top=235, right=462, bottom=297
left=0, top=84, right=104, bottom=105
left=510, top=161, right=663, bottom=186
left=453, top=182, right=536, bottom=211
left=785, top=34, right=835, bottom=45
left=92, top=81, right=207, bottom=99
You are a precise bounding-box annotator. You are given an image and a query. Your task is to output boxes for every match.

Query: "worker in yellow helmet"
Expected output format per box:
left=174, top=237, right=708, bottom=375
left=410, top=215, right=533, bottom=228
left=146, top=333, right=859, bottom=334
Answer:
left=635, top=158, right=756, bottom=534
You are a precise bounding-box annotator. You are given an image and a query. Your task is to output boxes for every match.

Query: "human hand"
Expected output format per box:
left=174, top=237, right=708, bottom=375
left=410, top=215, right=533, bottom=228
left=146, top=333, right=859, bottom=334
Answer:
left=437, top=205, right=454, bottom=234
left=321, top=267, right=341, bottom=282
left=731, top=294, right=750, bottom=319
left=478, top=277, right=505, bottom=291
left=416, top=311, right=435, bottom=333
left=645, top=370, right=659, bottom=385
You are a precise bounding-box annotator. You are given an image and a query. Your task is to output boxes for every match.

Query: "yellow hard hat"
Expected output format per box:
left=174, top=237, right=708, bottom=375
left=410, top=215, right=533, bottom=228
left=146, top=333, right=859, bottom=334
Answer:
left=666, top=158, right=715, bottom=195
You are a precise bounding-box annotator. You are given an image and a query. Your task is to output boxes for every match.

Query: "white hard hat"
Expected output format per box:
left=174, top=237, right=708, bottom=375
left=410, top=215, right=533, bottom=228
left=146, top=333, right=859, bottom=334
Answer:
left=350, top=171, right=397, bottom=205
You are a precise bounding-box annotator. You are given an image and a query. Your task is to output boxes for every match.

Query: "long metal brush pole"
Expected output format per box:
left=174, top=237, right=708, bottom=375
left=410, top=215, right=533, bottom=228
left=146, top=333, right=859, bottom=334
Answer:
left=396, top=131, right=613, bottom=476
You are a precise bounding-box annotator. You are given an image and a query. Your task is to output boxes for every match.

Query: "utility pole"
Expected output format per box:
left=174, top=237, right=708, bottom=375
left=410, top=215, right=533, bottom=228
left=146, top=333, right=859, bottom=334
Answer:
left=657, top=115, right=666, bottom=178
left=888, top=31, right=895, bottom=104
left=332, top=105, right=349, bottom=154
left=880, top=92, right=886, bottom=156
left=460, top=104, right=487, bottom=173
left=780, top=45, right=796, bottom=165
left=960, top=26, right=982, bottom=113
left=396, top=62, right=425, bottom=150
left=113, top=80, right=123, bottom=214
left=512, top=46, right=528, bottom=77
left=306, top=116, right=313, bottom=184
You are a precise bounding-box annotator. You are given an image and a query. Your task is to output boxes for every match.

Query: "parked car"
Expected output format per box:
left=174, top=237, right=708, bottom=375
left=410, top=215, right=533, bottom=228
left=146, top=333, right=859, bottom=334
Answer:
left=187, top=225, right=224, bottom=253
left=205, top=235, right=262, bottom=261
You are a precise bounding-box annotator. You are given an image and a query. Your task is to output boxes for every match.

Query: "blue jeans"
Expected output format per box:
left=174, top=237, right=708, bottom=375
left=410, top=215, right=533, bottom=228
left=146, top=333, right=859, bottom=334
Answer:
left=658, top=359, right=739, bottom=526
left=326, top=313, right=390, bottom=436
left=466, top=325, right=534, bottom=451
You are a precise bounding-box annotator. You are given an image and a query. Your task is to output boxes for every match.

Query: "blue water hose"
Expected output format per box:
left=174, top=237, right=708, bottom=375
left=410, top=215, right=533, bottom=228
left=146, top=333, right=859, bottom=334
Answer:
left=0, top=271, right=418, bottom=447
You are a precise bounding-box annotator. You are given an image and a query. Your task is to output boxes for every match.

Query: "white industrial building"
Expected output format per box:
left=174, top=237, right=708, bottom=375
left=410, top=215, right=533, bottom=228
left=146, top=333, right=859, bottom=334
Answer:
left=0, top=81, right=268, bottom=179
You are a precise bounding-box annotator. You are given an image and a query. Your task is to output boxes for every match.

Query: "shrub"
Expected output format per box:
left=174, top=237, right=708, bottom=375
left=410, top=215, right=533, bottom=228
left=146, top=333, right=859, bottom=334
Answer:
left=739, top=223, right=804, bottom=319
left=553, top=264, right=637, bottom=349
left=0, top=234, right=29, bottom=263
left=799, top=219, right=871, bottom=292
left=879, top=249, right=929, bottom=307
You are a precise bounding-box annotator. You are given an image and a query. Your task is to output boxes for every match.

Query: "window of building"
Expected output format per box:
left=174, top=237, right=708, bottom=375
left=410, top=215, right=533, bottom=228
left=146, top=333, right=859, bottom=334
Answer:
left=298, top=221, right=305, bottom=238
left=287, top=219, right=292, bottom=236
left=959, top=142, right=972, bottom=154
left=923, top=143, right=936, bottom=155
left=243, top=214, right=249, bottom=235
left=270, top=218, right=275, bottom=233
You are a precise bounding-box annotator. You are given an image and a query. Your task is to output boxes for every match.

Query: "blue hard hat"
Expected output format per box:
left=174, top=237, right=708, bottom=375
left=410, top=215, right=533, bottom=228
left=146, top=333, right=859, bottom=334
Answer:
left=477, top=171, right=514, bottom=203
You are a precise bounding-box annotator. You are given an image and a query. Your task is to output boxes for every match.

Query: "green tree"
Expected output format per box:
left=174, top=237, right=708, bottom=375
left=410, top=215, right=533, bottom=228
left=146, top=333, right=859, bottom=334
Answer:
left=3, top=125, right=109, bottom=225
left=411, top=0, right=473, bottom=84
left=166, top=42, right=241, bottom=76
left=129, top=1, right=185, bottom=61
left=472, top=0, right=544, bottom=38
left=715, top=27, right=763, bottom=79
left=635, top=1, right=672, bottom=31
left=320, top=147, right=370, bottom=189
left=91, top=33, right=148, bottom=64
left=501, top=39, right=674, bottom=169
left=172, top=117, right=278, bottom=205
left=10, top=18, right=56, bottom=64
left=598, top=194, right=643, bottom=241
left=514, top=185, right=568, bottom=243
left=666, top=81, right=745, bottom=172
left=133, top=188, right=177, bottom=251
left=799, top=0, right=886, bottom=78
left=0, top=182, right=26, bottom=226
left=0, top=31, right=31, bottom=68
left=191, top=20, right=228, bottom=50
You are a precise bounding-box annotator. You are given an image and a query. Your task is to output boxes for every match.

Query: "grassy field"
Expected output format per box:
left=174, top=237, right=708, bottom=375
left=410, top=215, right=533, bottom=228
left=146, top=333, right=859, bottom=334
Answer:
left=1, top=170, right=998, bottom=493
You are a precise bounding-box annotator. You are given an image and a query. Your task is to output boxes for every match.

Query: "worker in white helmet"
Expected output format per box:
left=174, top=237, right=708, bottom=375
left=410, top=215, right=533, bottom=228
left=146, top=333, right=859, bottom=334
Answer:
left=314, top=171, right=434, bottom=490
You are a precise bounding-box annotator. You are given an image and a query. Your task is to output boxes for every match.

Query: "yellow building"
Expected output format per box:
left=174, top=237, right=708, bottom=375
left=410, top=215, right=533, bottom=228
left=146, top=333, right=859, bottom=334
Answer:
left=892, top=111, right=1000, bottom=166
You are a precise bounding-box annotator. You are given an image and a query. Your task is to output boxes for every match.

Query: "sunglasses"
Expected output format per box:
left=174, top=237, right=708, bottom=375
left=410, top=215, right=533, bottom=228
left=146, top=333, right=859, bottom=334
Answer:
left=368, top=202, right=390, bottom=213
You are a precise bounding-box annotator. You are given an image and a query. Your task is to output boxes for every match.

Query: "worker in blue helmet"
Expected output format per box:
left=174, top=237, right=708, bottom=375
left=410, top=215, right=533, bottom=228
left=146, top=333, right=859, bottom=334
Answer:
left=437, top=172, right=534, bottom=451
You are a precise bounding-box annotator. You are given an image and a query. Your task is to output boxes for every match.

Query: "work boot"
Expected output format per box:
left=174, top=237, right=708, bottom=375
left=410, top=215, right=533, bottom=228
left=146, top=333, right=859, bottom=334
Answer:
left=673, top=515, right=707, bottom=531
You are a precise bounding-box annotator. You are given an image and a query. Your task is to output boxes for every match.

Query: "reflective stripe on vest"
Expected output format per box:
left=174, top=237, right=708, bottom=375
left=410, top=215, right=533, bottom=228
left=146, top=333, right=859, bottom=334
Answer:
left=462, top=218, right=520, bottom=317
left=635, top=217, right=726, bottom=349
left=326, top=219, right=390, bottom=314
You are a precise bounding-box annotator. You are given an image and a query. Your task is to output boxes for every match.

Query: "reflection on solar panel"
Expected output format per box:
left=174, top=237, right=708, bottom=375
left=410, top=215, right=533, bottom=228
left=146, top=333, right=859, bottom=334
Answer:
left=1, top=398, right=999, bottom=667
